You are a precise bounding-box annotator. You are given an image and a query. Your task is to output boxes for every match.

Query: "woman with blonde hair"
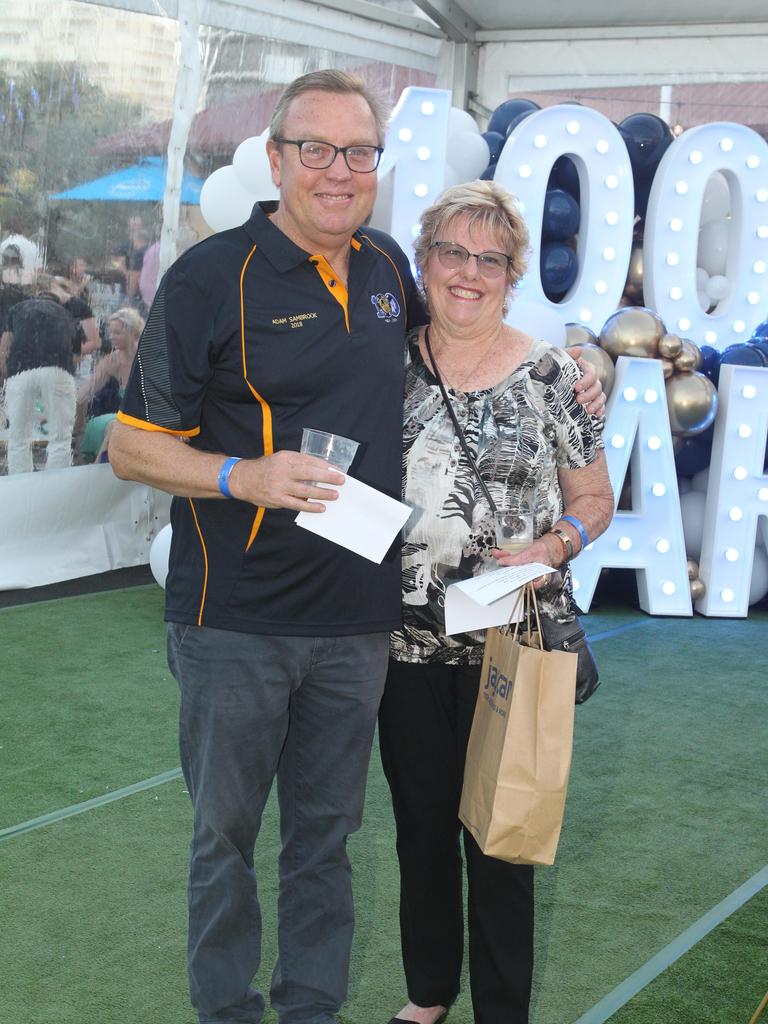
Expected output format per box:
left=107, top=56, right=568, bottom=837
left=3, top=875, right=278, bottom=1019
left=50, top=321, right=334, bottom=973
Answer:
left=381, top=180, right=613, bottom=1024
left=78, top=307, right=144, bottom=462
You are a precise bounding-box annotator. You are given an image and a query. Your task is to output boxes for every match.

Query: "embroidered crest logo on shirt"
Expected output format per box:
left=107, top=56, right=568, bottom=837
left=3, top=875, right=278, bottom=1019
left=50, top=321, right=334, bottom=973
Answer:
left=370, top=292, right=401, bottom=322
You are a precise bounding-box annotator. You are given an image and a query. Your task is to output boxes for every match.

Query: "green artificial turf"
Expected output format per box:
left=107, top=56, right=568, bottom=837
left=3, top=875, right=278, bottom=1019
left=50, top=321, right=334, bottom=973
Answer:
left=2, top=588, right=766, bottom=1024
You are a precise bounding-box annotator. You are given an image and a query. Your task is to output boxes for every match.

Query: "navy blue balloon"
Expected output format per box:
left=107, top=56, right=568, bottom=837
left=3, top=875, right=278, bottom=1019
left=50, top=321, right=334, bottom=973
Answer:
left=675, top=426, right=714, bottom=477
left=482, top=131, right=506, bottom=165
left=619, top=112, right=673, bottom=180
left=487, top=98, right=540, bottom=137
left=541, top=243, right=578, bottom=299
left=505, top=110, right=536, bottom=137
left=750, top=319, right=768, bottom=340
left=634, top=175, right=653, bottom=220
left=720, top=343, right=768, bottom=367
left=480, top=165, right=496, bottom=180
left=542, top=189, right=580, bottom=242
left=698, top=344, right=721, bottom=380
left=548, top=156, right=580, bottom=203
left=750, top=340, right=768, bottom=364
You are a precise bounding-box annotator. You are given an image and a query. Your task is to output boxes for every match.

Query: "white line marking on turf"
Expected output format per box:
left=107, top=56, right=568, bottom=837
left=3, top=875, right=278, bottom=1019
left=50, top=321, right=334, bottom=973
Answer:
left=573, top=865, right=768, bottom=1023
left=0, top=768, right=183, bottom=842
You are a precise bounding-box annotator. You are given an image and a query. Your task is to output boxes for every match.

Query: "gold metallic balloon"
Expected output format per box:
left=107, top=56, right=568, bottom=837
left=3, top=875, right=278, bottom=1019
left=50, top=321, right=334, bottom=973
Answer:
left=574, top=342, right=615, bottom=397
left=690, top=578, right=706, bottom=601
left=564, top=323, right=599, bottom=348
left=679, top=338, right=703, bottom=371
left=658, top=333, right=683, bottom=359
left=674, top=347, right=697, bottom=373
left=660, top=357, right=675, bottom=380
left=665, top=371, right=718, bottom=437
left=622, top=241, right=644, bottom=304
left=599, top=307, right=666, bottom=360
left=686, top=559, right=699, bottom=581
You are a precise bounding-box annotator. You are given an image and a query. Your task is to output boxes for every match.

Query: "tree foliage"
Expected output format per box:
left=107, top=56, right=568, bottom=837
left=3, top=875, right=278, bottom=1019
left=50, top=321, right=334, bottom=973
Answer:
left=0, top=63, right=145, bottom=266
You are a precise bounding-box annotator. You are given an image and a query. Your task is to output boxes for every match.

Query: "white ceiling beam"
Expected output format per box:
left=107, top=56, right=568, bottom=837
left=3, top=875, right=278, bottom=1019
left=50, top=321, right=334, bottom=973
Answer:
left=80, top=0, right=443, bottom=71
left=410, top=0, right=478, bottom=44
left=477, top=21, right=768, bottom=42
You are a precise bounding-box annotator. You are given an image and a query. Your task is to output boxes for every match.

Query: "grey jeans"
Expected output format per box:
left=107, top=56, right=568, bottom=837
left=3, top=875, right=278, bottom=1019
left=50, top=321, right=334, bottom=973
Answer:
left=167, top=623, right=389, bottom=1024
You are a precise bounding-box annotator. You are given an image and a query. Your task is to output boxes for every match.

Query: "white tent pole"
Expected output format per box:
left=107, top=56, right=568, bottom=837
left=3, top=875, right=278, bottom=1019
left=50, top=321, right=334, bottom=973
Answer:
left=659, top=84, right=673, bottom=124
left=158, top=0, right=202, bottom=286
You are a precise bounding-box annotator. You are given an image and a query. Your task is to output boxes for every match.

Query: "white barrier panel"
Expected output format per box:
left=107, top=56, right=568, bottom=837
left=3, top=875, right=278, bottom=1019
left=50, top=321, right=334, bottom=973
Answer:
left=0, top=464, right=171, bottom=590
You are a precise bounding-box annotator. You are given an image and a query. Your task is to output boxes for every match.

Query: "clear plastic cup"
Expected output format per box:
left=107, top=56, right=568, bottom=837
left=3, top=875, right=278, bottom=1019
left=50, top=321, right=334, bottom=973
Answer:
left=494, top=509, right=534, bottom=554
left=300, top=428, right=359, bottom=472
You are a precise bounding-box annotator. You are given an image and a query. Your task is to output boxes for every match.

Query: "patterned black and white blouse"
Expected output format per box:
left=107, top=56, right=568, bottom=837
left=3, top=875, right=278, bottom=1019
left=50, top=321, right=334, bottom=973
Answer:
left=390, top=328, right=605, bottom=666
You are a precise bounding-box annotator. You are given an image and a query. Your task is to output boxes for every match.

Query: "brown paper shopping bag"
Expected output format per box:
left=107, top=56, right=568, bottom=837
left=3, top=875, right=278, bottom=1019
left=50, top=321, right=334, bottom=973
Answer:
left=459, top=585, right=577, bottom=865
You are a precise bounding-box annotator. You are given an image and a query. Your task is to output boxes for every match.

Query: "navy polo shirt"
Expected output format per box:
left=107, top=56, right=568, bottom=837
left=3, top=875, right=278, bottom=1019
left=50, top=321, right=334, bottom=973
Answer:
left=119, top=204, right=427, bottom=636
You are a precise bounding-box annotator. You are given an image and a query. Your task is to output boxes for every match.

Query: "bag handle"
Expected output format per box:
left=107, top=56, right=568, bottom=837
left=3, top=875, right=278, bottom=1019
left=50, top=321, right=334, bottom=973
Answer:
left=508, top=582, right=544, bottom=651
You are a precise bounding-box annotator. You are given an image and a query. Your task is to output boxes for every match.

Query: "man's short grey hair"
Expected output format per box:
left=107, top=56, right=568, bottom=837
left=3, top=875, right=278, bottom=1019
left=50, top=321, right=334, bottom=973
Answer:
left=269, top=70, right=389, bottom=146
left=414, top=180, right=530, bottom=291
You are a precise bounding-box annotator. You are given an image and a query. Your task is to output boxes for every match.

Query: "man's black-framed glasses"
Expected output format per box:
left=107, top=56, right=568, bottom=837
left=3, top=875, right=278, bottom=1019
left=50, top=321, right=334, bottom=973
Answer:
left=275, top=138, right=383, bottom=173
left=430, top=241, right=513, bottom=279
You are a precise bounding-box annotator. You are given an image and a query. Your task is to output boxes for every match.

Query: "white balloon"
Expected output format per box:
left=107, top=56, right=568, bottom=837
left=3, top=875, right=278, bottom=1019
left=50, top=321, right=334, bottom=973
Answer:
left=697, top=217, right=730, bottom=277
left=749, top=545, right=768, bottom=605
left=696, top=266, right=710, bottom=290
left=706, top=274, right=730, bottom=301
left=149, top=524, right=172, bottom=590
left=442, top=163, right=465, bottom=188
left=677, top=476, right=693, bottom=494
left=700, top=171, right=730, bottom=225
left=697, top=289, right=711, bottom=312
left=680, top=489, right=707, bottom=561
left=446, top=131, right=491, bottom=182
left=505, top=299, right=567, bottom=347
left=691, top=468, right=709, bottom=493
left=233, top=135, right=279, bottom=200
left=449, top=106, right=479, bottom=136
left=200, top=166, right=257, bottom=233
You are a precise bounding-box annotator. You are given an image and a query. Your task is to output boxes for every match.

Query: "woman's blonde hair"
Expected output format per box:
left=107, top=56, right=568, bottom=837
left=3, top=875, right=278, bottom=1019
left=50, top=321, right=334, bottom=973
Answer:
left=414, top=180, right=530, bottom=293
left=109, top=307, right=145, bottom=336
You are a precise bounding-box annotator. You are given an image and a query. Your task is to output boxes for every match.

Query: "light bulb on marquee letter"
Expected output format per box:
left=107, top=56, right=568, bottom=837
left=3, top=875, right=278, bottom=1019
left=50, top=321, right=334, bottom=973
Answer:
left=644, top=122, right=768, bottom=350
left=493, top=105, right=635, bottom=327
left=379, top=88, right=451, bottom=264
left=696, top=364, right=768, bottom=616
left=572, top=356, right=692, bottom=616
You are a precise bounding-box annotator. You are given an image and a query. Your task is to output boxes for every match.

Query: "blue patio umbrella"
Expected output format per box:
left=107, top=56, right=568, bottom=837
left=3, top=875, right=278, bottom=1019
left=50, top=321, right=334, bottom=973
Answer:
left=50, top=156, right=203, bottom=204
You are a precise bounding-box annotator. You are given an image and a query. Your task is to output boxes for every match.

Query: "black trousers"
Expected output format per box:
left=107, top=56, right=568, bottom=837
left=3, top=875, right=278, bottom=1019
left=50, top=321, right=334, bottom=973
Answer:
left=378, top=658, right=534, bottom=1024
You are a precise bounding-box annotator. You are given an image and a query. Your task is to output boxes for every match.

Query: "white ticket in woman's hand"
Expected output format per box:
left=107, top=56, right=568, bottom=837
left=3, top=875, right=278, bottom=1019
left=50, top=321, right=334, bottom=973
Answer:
left=295, top=476, right=412, bottom=563
left=444, top=563, right=555, bottom=636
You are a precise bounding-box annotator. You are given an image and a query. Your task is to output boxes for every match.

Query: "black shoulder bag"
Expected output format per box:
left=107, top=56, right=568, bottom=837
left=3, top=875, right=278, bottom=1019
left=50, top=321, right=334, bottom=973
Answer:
left=423, top=327, right=600, bottom=704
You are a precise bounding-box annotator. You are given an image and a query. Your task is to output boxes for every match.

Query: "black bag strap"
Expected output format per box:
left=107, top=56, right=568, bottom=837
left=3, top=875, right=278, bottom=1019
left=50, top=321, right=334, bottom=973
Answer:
left=423, top=326, right=498, bottom=514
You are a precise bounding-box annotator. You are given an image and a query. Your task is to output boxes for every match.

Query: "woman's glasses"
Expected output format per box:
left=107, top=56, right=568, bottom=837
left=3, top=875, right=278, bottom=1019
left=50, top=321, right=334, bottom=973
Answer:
left=430, top=241, right=512, bottom=279
left=275, top=138, right=383, bottom=173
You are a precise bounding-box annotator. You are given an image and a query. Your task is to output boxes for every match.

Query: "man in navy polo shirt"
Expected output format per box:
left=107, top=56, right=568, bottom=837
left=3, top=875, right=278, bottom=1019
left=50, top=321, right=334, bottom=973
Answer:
left=110, top=70, right=427, bottom=1024
left=110, top=70, right=602, bottom=1024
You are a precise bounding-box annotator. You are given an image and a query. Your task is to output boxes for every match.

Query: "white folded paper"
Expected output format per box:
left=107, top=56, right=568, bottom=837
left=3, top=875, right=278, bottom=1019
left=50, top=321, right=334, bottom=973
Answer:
left=444, top=562, right=555, bottom=636
left=295, top=475, right=412, bottom=564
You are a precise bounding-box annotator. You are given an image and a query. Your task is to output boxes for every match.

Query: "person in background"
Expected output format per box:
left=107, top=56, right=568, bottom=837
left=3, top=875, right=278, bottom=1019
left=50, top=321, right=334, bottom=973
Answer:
left=78, top=307, right=145, bottom=463
left=1, top=286, right=82, bottom=474
left=380, top=181, right=614, bottom=1024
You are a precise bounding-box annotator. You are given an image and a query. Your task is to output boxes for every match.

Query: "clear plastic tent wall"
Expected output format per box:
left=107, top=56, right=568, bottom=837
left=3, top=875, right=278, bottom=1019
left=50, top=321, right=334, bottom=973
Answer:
left=0, top=0, right=436, bottom=476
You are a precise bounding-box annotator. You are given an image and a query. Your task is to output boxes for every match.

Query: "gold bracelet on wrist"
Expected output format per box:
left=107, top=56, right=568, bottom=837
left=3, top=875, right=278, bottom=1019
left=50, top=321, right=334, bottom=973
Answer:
left=549, top=527, right=574, bottom=563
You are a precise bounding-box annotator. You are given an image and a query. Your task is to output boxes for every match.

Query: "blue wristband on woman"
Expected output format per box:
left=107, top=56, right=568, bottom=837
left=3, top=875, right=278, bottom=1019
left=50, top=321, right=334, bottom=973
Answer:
left=561, top=513, right=589, bottom=550
left=218, top=456, right=242, bottom=499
